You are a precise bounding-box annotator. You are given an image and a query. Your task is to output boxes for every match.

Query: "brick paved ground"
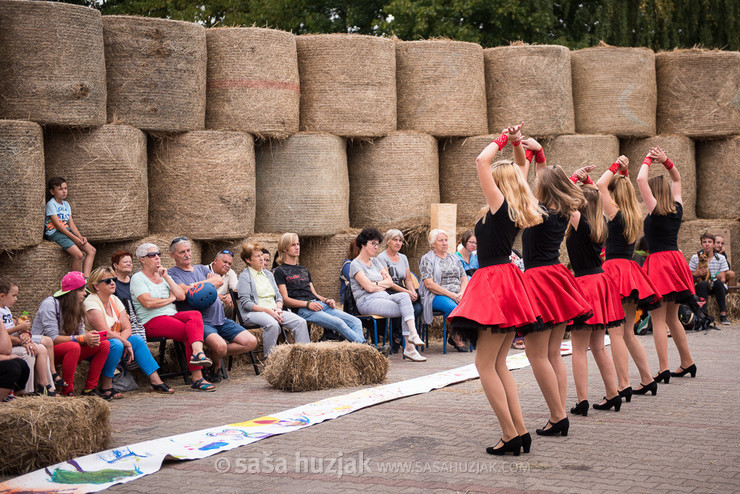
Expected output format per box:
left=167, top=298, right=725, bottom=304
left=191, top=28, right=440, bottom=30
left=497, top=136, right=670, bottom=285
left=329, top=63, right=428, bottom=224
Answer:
left=7, top=326, right=740, bottom=493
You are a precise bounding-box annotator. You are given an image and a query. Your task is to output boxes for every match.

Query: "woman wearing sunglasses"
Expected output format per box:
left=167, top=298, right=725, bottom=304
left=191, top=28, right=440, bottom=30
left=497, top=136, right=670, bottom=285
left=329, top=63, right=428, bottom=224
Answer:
left=85, top=267, right=174, bottom=396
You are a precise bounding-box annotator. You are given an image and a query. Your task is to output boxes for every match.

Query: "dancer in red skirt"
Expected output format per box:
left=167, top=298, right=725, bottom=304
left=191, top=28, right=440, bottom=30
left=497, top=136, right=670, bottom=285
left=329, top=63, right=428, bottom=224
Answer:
left=597, top=156, right=661, bottom=399
left=518, top=133, right=592, bottom=437
left=637, top=146, right=696, bottom=382
left=448, top=125, right=545, bottom=456
left=565, top=172, right=625, bottom=414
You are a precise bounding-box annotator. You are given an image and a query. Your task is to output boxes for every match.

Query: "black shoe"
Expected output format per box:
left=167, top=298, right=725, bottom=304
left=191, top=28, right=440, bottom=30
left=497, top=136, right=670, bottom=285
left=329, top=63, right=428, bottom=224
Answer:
left=486, top=436, right=521, bottom=456
left=206, top=367, right=223, bottom=383
left=592, top=395, right=622, bottom=412
left=633, top=380, right=658, bottom=396
left=447, top=336, right=468, bottom=352
left=535, top=417, right=569, bottom=437
left=720, top=314, right=731, bottom=325
left=618, top=387, right=633, bottom=403
left=520, top=432, right=532, bottom=454
left=654, top=369, right=671, bottom=384
left=570, top=400, right=589, bottom=416
left=670, top=363, right=697, bottom=378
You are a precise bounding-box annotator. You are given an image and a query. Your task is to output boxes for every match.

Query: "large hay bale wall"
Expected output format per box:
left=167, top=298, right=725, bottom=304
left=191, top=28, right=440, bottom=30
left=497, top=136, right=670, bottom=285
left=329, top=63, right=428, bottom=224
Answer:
left=255, top=133, right=349, bottom=236
left=544, top=134, right=621, bottom=182
left=94, top=235, right=203, bottom=272
left=206, top=27, right=299, bottom=137
left=396, top=40, right=487, bottom=137
left=695, top=136, right=740, bottom=220
left=620, top=135, right=697, bottom=220
left=202, top=233, right=283, bottom=276
left=571, top=46, right=656, bottom=137
left=149, top=131, right=255, bottom=240
left=0, top=120, right=45, bottom=251
left=678, top=219, right=740, bottom=274
left=656, top=50, right=740, bottom=137
left=103, top=16, right=206, bottom=132
left=484, top=45, right=574, bottom=137
left=297, top=34, right=396, bottom=137
left=0, top=0, right=106, bottom=127
left=348, top=132, right=439, bottom=230
left=44, top=125, right=148, bottom=242
left=439, top=135, right=514, bottom=228
left=300, top=230, right=361, bottom=302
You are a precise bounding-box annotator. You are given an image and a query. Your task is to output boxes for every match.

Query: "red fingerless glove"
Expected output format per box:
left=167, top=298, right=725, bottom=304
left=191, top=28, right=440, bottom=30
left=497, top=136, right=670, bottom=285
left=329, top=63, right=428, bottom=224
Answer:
left=534, top=148, right=546, bottom=163
left=663, top=157, right=674, bottom=170
left=642, top=156, right=652, bottom=167
left=583, top=176, right=594, bottom=185
left=609, top=162, right=620, bottom=174
left=492, top=134, right=508, bottom=150
left=525, top=149, right=535, bottom=163
left=569, top=173, right=579, bottom=184
left=619, top=168, right=629, bottom=177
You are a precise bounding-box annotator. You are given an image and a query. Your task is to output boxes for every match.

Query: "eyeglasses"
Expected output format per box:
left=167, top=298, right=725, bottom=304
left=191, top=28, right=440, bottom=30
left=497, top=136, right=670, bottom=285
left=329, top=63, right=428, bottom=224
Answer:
left=369, top=241, right=380, bottom=247
left=220, top=249, right=234, bottom=257
left=170, top=236, right=188, bottom=246
left=99, top=277, right=116, bottom=285
left=144, top=252, right=161, bottom=258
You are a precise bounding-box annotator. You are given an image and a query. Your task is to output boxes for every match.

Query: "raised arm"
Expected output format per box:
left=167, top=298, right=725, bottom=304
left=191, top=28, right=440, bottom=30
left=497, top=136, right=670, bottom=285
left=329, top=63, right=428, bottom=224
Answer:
left=648, top=146, right=682, bottom=204
left=521, top=137, right=546, bottom=177
left=596, top=156, right=629, bottom=219
left=475, top=138, right=506, bottom=215
left=636, top=152, right=657, bottom=213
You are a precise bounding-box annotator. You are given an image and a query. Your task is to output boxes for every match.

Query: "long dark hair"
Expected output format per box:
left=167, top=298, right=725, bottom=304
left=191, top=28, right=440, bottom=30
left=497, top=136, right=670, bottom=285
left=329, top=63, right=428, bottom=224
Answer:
left=57, top=289, right=86, bottom=336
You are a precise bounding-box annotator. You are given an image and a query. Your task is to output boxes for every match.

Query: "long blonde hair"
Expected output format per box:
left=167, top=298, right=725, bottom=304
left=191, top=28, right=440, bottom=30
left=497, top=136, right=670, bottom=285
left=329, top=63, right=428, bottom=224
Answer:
left=567, top=186, right=607, bottom=244
left=477, top=160, right=544, bottom=229
left=533, top=166, right=586, bottom=216
left=648, top=175, right=677, bottom=216
left=276, top=232, right=299, bottom=266
left=607, top=175, right=642, bottom=244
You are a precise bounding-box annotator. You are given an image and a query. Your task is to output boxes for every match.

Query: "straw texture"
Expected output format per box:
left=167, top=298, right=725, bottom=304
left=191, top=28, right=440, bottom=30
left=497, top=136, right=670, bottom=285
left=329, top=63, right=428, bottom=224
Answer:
left=695, top=136, right=740, bottom=219
left=544, top=134, right=621, bottom=185
left=299, top=229, right=361, bottom=302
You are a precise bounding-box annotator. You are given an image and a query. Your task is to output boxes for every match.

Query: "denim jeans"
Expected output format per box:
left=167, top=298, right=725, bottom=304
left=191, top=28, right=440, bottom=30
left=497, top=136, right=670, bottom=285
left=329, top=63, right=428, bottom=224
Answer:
left=296, top=302, right=366, bottom=343
left=102, top=335, right=159, bottom=378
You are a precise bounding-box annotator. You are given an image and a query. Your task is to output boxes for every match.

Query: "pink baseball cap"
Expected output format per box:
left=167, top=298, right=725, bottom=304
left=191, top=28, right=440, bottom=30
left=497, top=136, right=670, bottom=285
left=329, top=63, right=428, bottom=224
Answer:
left=53, top=271, right=87, bottom=297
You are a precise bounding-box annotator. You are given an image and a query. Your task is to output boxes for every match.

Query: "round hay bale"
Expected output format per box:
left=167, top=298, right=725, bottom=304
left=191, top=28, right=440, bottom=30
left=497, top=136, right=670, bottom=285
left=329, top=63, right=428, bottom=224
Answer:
left=0, top=396, right=110, bottom=475
left=149, top=131, right=255, bottom=240
left=263, top=342, right=388, bottom=391
left=677, top=219, right=740, bottom=274
left=297, top=34, right=396, bottom=137
left=707, top=292, right=740, bottom=320
left=103, top=15, right=207, bottom=132
left=656, top=49, right=740, bottom=137
left=696, top=136, right=740, bottom=219
left=203, top=233, right=283, bottom=276
left=0, top=0, right=106, bottom=126
left=571, top=46, right=656, bottom=137
left=206, top=27, right=299, bottom=137
left=621, top=135, right=696, bottom=220
left=255, top=133, right=349, bottom=236
left=396, top=40, right=487, bottom=137
left=95, top=235, right=203, bottom=273
left=544, top=133, right=620, bottom=182
left=484, top=45, right=574, bottom=137
left=44, top=125, right=148, bottom=243
left=299, top=229, right=362, bottom=302
left=439, top=135, right=514, bottom=228
left=0, top=120, right=44, bottom=251
left=348, top=131, right=439, bottom=230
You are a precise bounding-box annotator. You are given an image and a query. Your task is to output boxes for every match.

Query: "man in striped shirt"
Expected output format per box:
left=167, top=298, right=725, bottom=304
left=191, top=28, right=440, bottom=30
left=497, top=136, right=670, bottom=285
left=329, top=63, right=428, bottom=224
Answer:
left=689, top=233, right=731, bottom=325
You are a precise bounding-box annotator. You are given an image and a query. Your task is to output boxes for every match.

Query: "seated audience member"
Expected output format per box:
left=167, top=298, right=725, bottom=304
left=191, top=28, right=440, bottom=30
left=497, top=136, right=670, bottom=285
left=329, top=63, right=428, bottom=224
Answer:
left=208, top=249, right=239, bottom=316
left=31, top=272, right=111, bottom=397
left=274, top=233, right=365, bottom=344
left=168, top=238, right=257, bottom=381
left=340, top=240, right=361, bottom=303
left=0, top=321, right=30, bottom=402
left=455, top=230, right=479, bottom=277
left=112, top=251, right=148, bottom=340
left=85, top=267, right=174, bottom=395
left=419, top=229, right=469, bottom=352
left=689, top=233, right=732, bottom=325
left=130, top=243, right=215, bottom=392
left=237, top=242, right=310, bottom=356
left=261, top=249, right=272, bottom=270
left=714, top=235, right=735, bottom=286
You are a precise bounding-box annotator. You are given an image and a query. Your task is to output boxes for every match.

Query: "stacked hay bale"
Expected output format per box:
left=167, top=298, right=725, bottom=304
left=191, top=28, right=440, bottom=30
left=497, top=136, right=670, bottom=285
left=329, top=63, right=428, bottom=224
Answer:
left=0, top=120, right=45, bottom=251
left=620, top=135, right=697, bottom=220
left=402, top=225, right=431, bottom=278
left=202, top=233, right=283, bottom=276
left=94, top=235, right=203, bottom=272
left=44, top=125, right=148, bottom=242
left=299, top=229, right=361, bottom=302
left=348, top=131, right=439, bottom=230
left=677, top=219, right=740, bottom=274
left=149, top=131, right=255, bottom=240
left=205, top=27, right=299, bottom=137
left=0, top=0, right=106, bottom=126
left=571, top=46, right=656, bottom=137
left=544, top=134, right=621, bottom=179
left=656, top=49, right=740, bottom=137
left=297, top=34, right=396, bottom=137
left=102, top=16, right=207, bottom=131
left=695, top=137, right=740, bottom=220
left=255, top=133, right=349, bottom=236
left=484, top=44, right=574, bottom=137
left=396, top=40, right=487, bottom=137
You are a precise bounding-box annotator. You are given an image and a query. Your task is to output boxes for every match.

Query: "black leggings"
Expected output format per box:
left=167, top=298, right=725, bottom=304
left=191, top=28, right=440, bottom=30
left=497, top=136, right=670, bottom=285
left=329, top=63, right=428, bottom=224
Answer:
left=0, top=358, right=30, bottom=391
left=695, top=279, right=727, bottom=312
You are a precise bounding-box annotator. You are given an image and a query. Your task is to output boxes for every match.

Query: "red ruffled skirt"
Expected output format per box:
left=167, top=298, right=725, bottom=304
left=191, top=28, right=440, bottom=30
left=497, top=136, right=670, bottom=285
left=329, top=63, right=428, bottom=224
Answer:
left=603, top=258, right=662, bottom=310
left=569, top=271, right=626, bottom=331
left=522, top=263, right=593, bottom=328
left=642, top=250, right=695, bottom=303
left=449, top=263, right=544, bottom=344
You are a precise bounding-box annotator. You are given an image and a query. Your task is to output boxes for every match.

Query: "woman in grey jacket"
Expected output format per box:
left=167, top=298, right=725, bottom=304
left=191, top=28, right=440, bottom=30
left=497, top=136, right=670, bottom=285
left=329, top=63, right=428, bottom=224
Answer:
left=237, top=241, right=309, bottom=356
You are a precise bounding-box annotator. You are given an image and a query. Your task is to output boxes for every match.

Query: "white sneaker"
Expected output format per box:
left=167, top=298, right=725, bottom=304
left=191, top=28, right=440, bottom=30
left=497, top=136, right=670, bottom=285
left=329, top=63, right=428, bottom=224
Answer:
left=408, top=334, right=425, bottom=346
left=403, top=347, right=427, bottom=362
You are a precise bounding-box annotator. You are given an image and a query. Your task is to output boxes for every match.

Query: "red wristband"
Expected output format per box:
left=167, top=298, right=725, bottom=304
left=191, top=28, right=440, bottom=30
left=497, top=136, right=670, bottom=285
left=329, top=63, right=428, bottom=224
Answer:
left=492, top=134, right=508, bottom=150
left=663, top=157, right=674, bottom=170
left=584, top=176, right=594, bottom=185
left=569, top=173, right=579, bottom=184
left=534, top=148, right=546, bottom=164
left=525, top=149, right=535, bottom=163
left=642, top=156, right=652, bottom=167
left=511, top=139, right=521, bottom=146
left=619, top=169, right=629, bottom=177
left=609, top=162, right=620, bottom=174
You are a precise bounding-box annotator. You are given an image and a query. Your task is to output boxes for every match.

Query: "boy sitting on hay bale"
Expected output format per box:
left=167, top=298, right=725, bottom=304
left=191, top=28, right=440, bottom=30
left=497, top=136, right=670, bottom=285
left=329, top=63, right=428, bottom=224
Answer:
left=0, top=318, right=31, bottom=402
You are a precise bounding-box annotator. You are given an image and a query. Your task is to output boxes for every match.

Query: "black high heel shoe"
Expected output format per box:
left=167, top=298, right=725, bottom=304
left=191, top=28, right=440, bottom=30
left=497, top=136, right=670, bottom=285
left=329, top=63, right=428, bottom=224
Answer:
left=520, top=433, right=532, bottom=454
left=486, top=436, right=521, bottom=456
left=535, top=417, right=569, bottom=436
left=570, top=400, right=589, bottom=416
left=447, top=336, right=468, bottom=353
left=654, top=370, right=671, bottom=384
left=592, top=395, right=622, bottom=412
left=618, top=387, right=633, bottom=403
left=633, top=380, right=658, bottom=396
left=670, top=363, right=697, bottom=378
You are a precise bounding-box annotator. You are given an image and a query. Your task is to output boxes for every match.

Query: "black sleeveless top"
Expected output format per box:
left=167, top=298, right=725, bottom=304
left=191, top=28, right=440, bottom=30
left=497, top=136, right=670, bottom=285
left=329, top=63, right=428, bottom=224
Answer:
left=644, top=202, right=682, bottom=253
left=475, top=199, right=519, bottom=268
left=566, top=216, right=605, bottom=277
left=605, top=211, right=636, bottom=260
left=522, top=205, right=568, bottom=270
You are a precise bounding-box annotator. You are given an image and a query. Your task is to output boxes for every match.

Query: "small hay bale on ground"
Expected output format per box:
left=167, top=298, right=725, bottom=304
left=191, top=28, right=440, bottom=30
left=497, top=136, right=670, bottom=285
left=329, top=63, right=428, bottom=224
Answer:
left=677, top=219, right=740, bottom=274
left=396, top=40, right=487, bottom=137
left=94, top=235, right=203, bottom=271
left=544, top=134, right=620, bottom=188
left=620, top=135, right=696, bottom=220
left=348, top=132, right=439, bottom=230
left=203, top=233, right=283, bottom=276
left=0, top=0, right=106, bottom=126
left=571, top=46, right=656, bottom=137
left=256, top=133, right=349, bottom=236
left=206, top=27, right=299, bottom=137
left=484, top=45, right=574, bottom=137
left=695, top=136, right=740, bottom=220
left=263, top=342, right=388, bottom=391
left=297, top=34, right=396, bottom=137
left=300, top=230, right=362, bottom=302
left=0, top=120, right=45, bottom=251
left=0, top=396, right=110, bottom=475
left=149, top=131, right=255, bottom=240
left=44, top=125, right=148, bottom=243
left=707, top=293, right=740, bottom=321
left=103, top=16, right=206, bottom=132
left=656, top=49, right=740, bottom=137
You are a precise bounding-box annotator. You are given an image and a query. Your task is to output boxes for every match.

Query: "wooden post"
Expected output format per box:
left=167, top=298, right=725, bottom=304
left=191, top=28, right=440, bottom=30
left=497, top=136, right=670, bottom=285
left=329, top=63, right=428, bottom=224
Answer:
left=431, top=203, right=457, bottom=253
